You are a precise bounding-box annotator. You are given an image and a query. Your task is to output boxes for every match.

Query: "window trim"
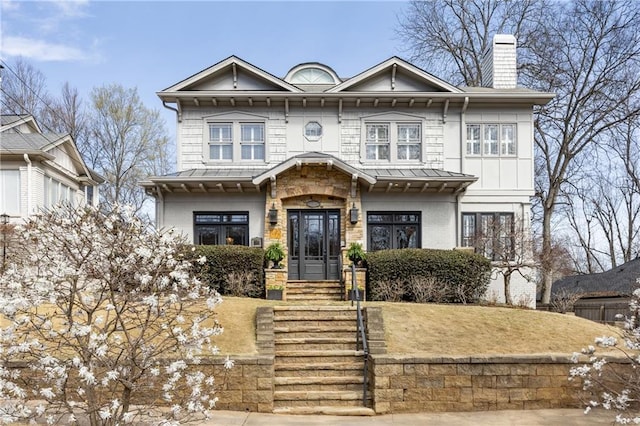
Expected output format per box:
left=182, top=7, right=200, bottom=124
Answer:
left=304, top=121, right=323, bottom=141
left=203, top=112, right=268, bottom=164
left=193, top=211, right=250, bottom=246
left=466, top=123, right=517, bottom=157
left=367, top=211, right=422, bottom=251
left=360, top=113, right=425, bottom=164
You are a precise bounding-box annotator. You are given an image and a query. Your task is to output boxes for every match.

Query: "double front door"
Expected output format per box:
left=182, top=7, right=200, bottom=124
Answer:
left=288, top=210, right=340, bottom=280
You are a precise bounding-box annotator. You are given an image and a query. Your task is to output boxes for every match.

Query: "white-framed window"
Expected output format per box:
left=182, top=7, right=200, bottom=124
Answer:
left=304, top=121, right=322, bottom=141
left=0, top=170, right=20, bottom=215
left=209, top=123, right=233, bottom=160
left=466, top=124, right=481, bottom=155
left=397, top=124, right=421, bottom=160
left=240, top=123, right=264, bottom=160
left=362, top=115, right=423, bottom=163
left=44, top=176, right=75, bottom=208
left=204, top=112, right=267, bottom=162
left=466, top=123, right=517, bottom=156
left=365, top=124, right=390, bottom=160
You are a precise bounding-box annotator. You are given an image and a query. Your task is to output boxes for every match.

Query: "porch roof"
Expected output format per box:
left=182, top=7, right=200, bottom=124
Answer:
left=140, top=153, right=477, bottom=195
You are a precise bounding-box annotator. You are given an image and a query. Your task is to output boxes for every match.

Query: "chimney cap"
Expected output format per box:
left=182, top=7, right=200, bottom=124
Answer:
left=493, top=34, right=516, bottom=45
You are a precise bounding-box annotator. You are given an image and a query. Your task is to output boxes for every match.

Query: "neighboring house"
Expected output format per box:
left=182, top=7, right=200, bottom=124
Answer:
left=0, top=114, right=102, bottom=223
left=552, top=258, right=640, bottom=322
left=141, top=34, right=554, bottom=306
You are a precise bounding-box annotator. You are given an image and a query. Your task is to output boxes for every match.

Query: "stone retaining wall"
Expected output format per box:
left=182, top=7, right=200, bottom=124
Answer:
left=369, top=355, right=588, bottom=414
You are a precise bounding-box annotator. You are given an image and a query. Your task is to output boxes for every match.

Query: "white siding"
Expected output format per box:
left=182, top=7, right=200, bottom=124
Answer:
left=160, top=192, right=266, bottom=243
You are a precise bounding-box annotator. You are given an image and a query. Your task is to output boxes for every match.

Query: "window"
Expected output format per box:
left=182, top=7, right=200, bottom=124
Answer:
left=461, top=212, right=514, bottom=260
left=44, top=176, right=74, bottom=208
left=209, top=123, right=233, bottom=160
left=240, top=123, right=264, bottom=160
left=0, top=170, right=20, bottom=215
left=194, top=212, right=249, bottom=246
left=367, top=212, right=421, bottom=251
left=207, top=119, right=265, bottom=162
left=366, top=124, right=390, bottom=160
left=304, top=121, right=322, bottom=141
left=466, top=124, right=517, bottom=156
left=364, top=120, right=422, bottom=162
left=397, top=124, right=421, bottom=160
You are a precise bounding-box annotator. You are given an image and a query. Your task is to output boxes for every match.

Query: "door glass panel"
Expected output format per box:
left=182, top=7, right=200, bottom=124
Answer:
left=304, top=214, right=324, bottom=260
left=289, top=213, right=299, bottom=260
left=328, top=213, right=340, bottom=257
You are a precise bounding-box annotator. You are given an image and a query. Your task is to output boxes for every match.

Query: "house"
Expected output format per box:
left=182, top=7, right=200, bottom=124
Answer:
left=0, top=114, right=102, bottom=223
left=551, top=258, right=640, bottom=322
left=141, top=34, right=554, bottom=307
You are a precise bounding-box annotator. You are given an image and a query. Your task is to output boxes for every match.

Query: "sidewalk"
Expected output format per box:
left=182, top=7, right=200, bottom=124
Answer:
left=201, top=408, right=614, bottom=425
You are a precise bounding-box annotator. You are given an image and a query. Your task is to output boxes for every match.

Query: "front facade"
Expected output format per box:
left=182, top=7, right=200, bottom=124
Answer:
left=0, top=114, right=102, bottom=223
left=142, top=35, right=553, bottom=306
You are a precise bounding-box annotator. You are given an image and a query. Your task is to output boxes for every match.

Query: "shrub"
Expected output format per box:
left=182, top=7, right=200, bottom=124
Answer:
left=191, top=245, right=264, bottom=297
left=367, top=248, right=491, bottom=303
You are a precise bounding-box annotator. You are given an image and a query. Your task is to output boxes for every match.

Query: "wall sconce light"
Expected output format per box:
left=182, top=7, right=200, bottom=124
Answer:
left=226, top=236, right=234, bottom=245
left=268, top=203, right=278, bottom=225
left=0, top=214, right=8, bottom=225
left=349, top=203, right=359, bottom=225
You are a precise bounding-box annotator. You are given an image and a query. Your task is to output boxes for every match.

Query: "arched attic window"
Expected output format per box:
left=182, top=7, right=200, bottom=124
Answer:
left=285, top=64, right=340, bottom=85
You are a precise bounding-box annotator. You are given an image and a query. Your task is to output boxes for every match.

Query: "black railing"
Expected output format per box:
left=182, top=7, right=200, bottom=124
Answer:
left=351, top=263, right=369, bottom=406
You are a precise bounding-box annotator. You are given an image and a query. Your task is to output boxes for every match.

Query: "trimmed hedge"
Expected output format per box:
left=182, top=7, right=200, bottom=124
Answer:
left=367, top=248, right=491, bottom=303
left=190, top=245, right=265, bottom=298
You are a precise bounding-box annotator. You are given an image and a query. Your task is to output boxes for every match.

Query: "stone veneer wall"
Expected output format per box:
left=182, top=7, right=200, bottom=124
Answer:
left=369, top=355, right=589, bottom=414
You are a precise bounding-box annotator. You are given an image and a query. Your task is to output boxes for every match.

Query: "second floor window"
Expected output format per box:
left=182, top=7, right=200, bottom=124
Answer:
left=364, top=121, right=422, bottom=162
left=240, top=123, right=264, bottom=160
left=466, top=124, right=517, bottom=156
left=366, top=124, right=390, bottom=160
left=208, top=121, right=265, bottom=162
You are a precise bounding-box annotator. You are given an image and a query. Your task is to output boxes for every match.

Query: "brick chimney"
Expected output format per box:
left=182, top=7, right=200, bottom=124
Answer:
left=481, top=34, right=517, bottom=89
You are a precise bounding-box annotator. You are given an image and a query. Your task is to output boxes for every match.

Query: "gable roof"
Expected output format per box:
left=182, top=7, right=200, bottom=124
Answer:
left=0, top=114, right=41, bottom=133
left=552, top=258, right=640, bottom=298
left=327, top=57, right=462, bottom=94
left=161, top=55, right=302, bottom=93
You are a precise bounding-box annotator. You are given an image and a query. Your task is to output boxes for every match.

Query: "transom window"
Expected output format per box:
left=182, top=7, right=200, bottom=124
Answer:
left=462, top=212, right=514, bottom=260
left=364, top=121, right=422, bottom=162
left=194, top=212, right=249, bottom=246
left=367, top=212, right=421, bottom=251
left=466, top=124, right=516, bottom=156
left=207, top=119, right=265, bottom=162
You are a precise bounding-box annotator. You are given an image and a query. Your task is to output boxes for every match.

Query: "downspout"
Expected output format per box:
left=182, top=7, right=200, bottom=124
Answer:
left=456, top=97, right=470, bottom=246
left=23, top=154, right=32, bottom=216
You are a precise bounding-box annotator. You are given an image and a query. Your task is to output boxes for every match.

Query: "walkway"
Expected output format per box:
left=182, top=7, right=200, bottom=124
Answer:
left=201, top=408, right=614, bottom=425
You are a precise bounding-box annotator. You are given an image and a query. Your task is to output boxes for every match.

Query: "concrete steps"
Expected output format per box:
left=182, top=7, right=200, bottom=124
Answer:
left=273, top=305, right=370, bottom=414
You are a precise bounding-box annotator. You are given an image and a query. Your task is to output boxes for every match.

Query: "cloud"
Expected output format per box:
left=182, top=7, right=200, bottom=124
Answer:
left=2, top=36, right=90, bottom=62
left=51, top=0, right=90, bottom=19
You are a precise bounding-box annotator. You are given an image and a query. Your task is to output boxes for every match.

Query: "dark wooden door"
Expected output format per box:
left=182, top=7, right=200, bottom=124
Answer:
left=288, top=210, right=340, bottom=280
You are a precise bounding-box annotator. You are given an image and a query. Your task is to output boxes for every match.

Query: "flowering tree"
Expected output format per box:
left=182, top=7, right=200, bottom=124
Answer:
left=0, top=204, right=231, bottom=425
left=570, top=278, right=640, bottom=423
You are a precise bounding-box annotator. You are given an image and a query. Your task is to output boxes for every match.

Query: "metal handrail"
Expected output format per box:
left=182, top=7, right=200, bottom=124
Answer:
left=351, top=262, right=369, bottom=406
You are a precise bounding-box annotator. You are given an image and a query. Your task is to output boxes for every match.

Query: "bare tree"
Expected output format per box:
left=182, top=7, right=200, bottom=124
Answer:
left=89, top=84, right=172, bottom=214
left=397, top=0, right=542, bottom=85
left=523, top=0, right=640, bottom=303
left=0, top=57, right=52, bottom=121
left=398, top=0, right=640, bottom=304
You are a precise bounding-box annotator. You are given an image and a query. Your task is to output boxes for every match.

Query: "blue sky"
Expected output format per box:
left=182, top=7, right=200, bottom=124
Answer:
left=1, top=0, right=410, bottom=130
